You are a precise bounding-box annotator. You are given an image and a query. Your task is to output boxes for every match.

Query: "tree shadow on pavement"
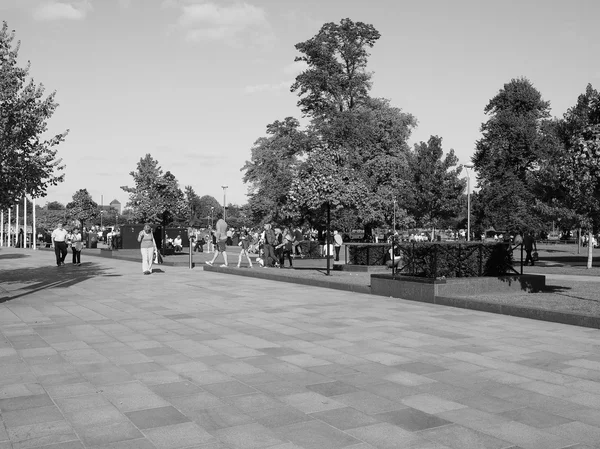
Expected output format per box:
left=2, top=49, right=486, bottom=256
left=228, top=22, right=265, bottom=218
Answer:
left=0, top=253, right=29, bottom=260
left=0, top=262, right=120, bottom=303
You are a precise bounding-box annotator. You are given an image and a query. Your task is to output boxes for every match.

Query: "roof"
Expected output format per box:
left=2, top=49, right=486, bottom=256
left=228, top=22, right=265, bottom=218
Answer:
left=109, top=199, right=121, bottom=204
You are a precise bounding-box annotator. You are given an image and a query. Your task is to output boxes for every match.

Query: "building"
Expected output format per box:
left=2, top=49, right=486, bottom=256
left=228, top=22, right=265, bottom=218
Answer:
left=109, top=199, right=121, bottom=214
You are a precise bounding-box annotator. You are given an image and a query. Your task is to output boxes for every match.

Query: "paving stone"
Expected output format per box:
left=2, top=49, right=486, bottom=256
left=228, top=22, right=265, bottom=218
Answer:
left=305, top=381, right=358, bottom=397
left=310, top=407, right=378, bottom=430
left=212, top=422, right=284, bottom=449
left=125, top=405, right=190, bottom=429
left=184, top=405, right=254, bottom=430
left=376, top=407, right=452, bottom=431
left=100, top=382, right=171, bottom=412
left=280, top=391, right=346, bottom=414
left=500, top=407, right=573, bottom=428
left=7, top=420, right=79, bottom=449
left=2, top=405, right=65, bottom=428
left=401, top=394, right=468, bottom=414
left=275, top=420, right=361, bottom=449
left=418, top=423, right=512, bottom=449
left=201, top=380, right=258, bottom=397
left=169, top=391, right=225, bottom=412
left=346, top=422, right=423, bottom=449
left=77, top=422, right=143, bottom=447
left=0, top=393, right=54, bottom=412
left=143, top=422, right=215, bottom=449
left=149, top=381, right=203, bottom=398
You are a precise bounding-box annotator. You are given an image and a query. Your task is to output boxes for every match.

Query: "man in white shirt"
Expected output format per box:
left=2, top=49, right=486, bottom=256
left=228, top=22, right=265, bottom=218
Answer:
left=51, top=222, right=69, bottom=267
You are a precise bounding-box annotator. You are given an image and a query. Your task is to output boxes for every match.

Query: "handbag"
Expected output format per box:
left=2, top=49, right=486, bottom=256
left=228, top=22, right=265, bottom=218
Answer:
left=532, top=251, right=539, bottom=261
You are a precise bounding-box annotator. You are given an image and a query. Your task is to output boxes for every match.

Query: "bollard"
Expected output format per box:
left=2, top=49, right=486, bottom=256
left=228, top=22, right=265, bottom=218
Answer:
left=189, top=245, right=193, bottom=269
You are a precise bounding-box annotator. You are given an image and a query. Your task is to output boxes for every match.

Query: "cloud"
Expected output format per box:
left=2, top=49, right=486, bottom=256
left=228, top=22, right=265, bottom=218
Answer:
left=32, top=0, right=92, bottom=21
left=166, top=1, right=274, bottom=47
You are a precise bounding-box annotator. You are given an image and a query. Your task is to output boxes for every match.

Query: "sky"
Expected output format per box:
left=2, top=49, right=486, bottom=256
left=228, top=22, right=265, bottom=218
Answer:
left=2, top=0, right=599, bottom=209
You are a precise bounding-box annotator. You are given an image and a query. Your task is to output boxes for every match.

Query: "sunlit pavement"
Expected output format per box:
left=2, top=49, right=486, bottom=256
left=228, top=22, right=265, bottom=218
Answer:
left=1, top=247, right=600, bottom=449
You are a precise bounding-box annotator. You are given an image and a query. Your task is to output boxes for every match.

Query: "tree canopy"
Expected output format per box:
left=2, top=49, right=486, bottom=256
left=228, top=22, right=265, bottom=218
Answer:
left=66, top=189, right=98, bottom=227
left=472, top=78, right=551, bottom=232
left=291, top=18, right=380, bottom=118
left=0, top=22, right=67, bottom=210
left=121, top=154, right=185, bottom=225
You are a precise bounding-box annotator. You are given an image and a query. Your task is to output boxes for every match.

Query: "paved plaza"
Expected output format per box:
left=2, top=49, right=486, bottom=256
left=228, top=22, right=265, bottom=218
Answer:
left=1, top=248, right=600, bottom=449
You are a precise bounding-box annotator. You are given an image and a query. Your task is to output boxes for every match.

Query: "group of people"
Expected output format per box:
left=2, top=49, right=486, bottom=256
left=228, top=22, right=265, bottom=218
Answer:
left=50, top=222, right=84, bottom=267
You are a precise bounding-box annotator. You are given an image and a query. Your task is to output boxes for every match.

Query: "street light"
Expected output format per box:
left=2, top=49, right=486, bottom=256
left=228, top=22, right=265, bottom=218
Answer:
left=463, top=164, right=474, bottom=241
left=210, top=207, right=214, bottom=227
left=221, top=185, right=228, bottom=220
left=393, top=198, right=397, bottom=234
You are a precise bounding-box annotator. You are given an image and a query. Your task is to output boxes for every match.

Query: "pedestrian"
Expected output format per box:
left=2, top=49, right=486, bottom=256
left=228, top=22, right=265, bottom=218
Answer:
left=137, top=223, right=157, bottom=275
left=51, top=222, right=69, bottom=267
left=523, top=230, right=537, bottom=266
left=277, top=228, right=294, bottom=268
left=333, top=230, right=343, bottom=262
left=71, top=228, right=83, bottom=265
left=237, top=230, right=253, bottom=268
left=293, top=226, right=304, bottom=257
left=206, top=218, right=229, bottom=267
left=261, top=223, right=277, bottom=267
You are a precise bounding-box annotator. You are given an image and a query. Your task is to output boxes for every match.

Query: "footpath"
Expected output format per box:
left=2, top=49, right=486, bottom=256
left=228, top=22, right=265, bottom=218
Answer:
left=1, top=247, right=600, bottom=448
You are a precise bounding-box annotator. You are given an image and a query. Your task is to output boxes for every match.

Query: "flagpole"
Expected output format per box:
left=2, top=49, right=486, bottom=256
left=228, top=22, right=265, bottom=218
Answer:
left=32, top=198, right=36, bottom=250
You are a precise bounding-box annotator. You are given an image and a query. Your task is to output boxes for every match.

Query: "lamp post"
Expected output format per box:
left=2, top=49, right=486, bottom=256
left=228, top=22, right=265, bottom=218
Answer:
left=221, top=185, right=228, bottom=221
left=463, top=164, right=473, bottom=241
left=210, top=207, right=214, bottom=227
left=393, top=198, right=397, bottom=234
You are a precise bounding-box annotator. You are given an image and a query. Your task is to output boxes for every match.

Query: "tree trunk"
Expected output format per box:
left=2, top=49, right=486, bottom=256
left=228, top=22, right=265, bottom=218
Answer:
left=587, top=229, right=593, bottom=269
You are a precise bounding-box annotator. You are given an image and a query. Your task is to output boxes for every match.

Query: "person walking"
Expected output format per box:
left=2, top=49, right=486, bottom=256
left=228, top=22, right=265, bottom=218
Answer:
left=138, top=223, right=157, bottom=275
left=206, top=218, right=229, bottom=267
left=51, top=222, right=69, bottom=267
left=262, top=223, right=277, bottom=267
left=71, top=228, right=83, bottom=265
left=333, top=230, right=343, bottom=262
left=523, top=230, right=537, bottom=266
left=237, top=229, right=253, bottom=268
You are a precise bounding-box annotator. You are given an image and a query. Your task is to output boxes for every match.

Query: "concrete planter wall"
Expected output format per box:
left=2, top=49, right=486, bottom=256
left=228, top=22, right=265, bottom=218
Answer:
left=371, top=273, right=546, bottom=303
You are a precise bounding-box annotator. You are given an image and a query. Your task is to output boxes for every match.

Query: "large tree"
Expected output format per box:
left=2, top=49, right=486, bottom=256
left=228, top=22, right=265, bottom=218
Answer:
left=553, top=84, right=600, bottom=268
left=0, top=22, right=67, bottom=210
left=291, top=18, right=380, bottom=117
left=406, top=136, right=465, bottom=236
left=242, top=117, right=312, bottom=225
left=121, top=154, right=185, bottom=224
left=472, top=78, right=551, bottom=232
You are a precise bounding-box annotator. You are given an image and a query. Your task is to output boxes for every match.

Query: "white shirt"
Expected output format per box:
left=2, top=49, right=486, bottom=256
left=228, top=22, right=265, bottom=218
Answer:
left=51, top=228, right=68, bottom=242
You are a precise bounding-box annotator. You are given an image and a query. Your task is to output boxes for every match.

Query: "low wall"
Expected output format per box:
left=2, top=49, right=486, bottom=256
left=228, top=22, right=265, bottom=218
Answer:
left=371, top=273, right=546, bottom=303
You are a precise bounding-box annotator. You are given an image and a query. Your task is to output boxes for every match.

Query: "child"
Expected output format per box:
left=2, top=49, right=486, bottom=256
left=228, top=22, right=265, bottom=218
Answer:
left=237, top=230, right=253, bottom=268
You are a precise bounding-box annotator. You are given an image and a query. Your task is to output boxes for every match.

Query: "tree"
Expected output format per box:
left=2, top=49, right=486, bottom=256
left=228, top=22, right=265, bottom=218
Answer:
left=554, top=84, right=600, bottom=268
left=193, top=195, right=221, bottom=226
left=406, top=136, right=465, bottom=237
left=184, top=186, right=202, bottom=225
left=291, top=18, right=380, bottom=118
left=66, top=189, right=98, bottom=228
left=45, top=201, right=65, bottom=210
left=242, top=117, right=312, bottom=225
left=0, top=22, right=67, bottom=210
left=121, top=154, right=185, bottom=225
left=472, top=78, right=551, bottom=232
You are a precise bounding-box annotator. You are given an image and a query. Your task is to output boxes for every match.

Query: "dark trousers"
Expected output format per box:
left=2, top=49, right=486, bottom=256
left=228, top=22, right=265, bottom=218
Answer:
left=54, top=242, right=68, bottom=265
left=194, top=241, right=203, bottom=252
left=72, top=248, right=81, bottom=264
left=280, top=249, right=293, bottom=267
left=335, top=246, right=341, bottom=261
left=525, top=249, right=534, bottom=265
left=264, top=244, right=276, bottom=267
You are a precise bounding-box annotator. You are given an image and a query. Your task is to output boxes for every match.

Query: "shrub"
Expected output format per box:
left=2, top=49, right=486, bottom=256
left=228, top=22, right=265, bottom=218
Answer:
left=394, top=242, right=515, bottom=278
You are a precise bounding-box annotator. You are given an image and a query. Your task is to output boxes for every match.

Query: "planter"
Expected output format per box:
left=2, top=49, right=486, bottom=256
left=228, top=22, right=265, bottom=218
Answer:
left=371, top=273, right=546, bottom=303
